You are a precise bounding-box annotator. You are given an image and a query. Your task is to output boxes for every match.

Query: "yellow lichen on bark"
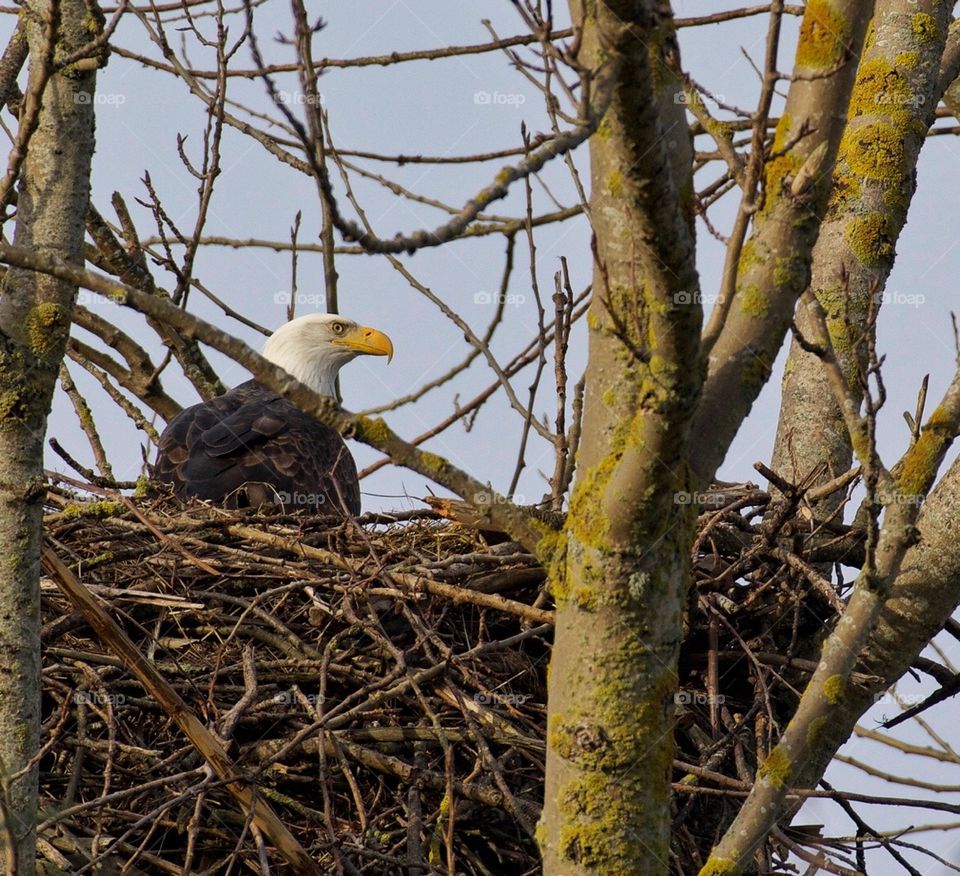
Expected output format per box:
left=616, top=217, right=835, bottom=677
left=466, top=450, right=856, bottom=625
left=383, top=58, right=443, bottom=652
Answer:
left=25, top=302, right=68, bottom=361
left=845, top=212, right=893, bottom=266
left=757, top=745, right=793, bottom=789
left=699, top=857, right=741, bottom=876
left=796, top=0, right=851, bottom=69
left=911, top=12, right=939, bottom=43
left=823, top=674, right=846, bottom=704
left=841, top=123, right=907, bottom=183
left=739, top=285, right=768, bottom=318
left=895, top=405, right=957, bottom=497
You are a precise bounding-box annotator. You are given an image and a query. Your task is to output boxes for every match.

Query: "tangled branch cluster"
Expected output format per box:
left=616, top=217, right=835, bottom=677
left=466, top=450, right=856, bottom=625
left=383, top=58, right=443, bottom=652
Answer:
left=36, top=472, right=957, bottom=875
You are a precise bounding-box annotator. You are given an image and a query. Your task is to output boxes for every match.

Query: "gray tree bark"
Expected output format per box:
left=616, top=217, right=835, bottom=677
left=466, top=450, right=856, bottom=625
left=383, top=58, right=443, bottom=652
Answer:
left=0, top=1, right=99, bottom=869
left=771, top=0, right=953, bottom=519
left=538, top=3, right=703, bottom=872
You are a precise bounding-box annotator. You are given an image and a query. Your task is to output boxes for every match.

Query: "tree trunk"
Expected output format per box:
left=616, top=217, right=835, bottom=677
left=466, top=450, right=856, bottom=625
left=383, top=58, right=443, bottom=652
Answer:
left=0, top=1, right=99, bottom=869
left=539, top=3, right=702, bottom=871
left=771, top=0, right=947, bottom=515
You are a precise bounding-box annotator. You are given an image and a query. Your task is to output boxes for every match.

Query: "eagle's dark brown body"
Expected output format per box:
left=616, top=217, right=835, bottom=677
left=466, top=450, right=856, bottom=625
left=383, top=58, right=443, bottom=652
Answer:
left=152, top=380, right=360, bottom=515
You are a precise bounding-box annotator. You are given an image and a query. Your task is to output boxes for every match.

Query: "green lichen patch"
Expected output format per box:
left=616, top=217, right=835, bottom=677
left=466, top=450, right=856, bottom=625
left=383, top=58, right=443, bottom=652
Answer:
left=534, top=819, right=547, bottom=849
left=737, top=237, right=760, bottom=276
left=849, top=424, right=871, bottom=463
left=757, top=744, right=793, bottom=789
left=699, top=857, right=741, bottom=876
left=547, top=715, right=575, bottom=761
left=839, top=122, right=907, bottom=185
left=548, top=658, right=676, bottom=867
left=60, top=500, right=126, bottom=520
left=25, top=301, right=69, bottom=361
left=896, top=414, right=950, bottom=498
left=796, top=0, right=850, bottom=69
left=607, top=283, right=651, bottom=353
left=759, top=114, right=803, bottom=218
left=416, top=451, right=449, bottom=482
left=607, top=169, right=623, bottom=199
left=555, top=771, right=648, bottom=868
left=912, top=12, right=939, bottom=44
left=760, top=152, right=803, bottom=218
left=0, top=338, right=47, bottom=430
left=568, top=454, right=617, bottom=553
left=825, top=167, right=862, bottom=216
left=845, top=212, right=894, bottom=267
left=772, top=255, right=807, bottom=292
left=815, top=283, right=846, bottom=320
left=823, top=673, right=846, bottom=704
left=532, top=524, right=565, bottom=572
left=0, top=388, right=26, bottom=425
left=739, top=284, right=768, bottom=318
left=352, top=415, right=392, bottom=446
left=848, top=59, right=912, bottom=121
left=568, top=585, right=600, bottom=612
left=894, top=51, right=920, bottom=70
left=566, top=375, right=652, bottom=555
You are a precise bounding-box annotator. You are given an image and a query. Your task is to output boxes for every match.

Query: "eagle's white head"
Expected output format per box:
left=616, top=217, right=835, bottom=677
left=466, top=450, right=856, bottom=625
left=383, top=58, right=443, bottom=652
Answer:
left=262, top=313, right=393, bottom=398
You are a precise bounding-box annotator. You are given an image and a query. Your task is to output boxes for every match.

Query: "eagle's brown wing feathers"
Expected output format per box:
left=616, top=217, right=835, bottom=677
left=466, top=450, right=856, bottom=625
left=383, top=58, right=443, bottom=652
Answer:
left=152, top=380, right=360, bottom=515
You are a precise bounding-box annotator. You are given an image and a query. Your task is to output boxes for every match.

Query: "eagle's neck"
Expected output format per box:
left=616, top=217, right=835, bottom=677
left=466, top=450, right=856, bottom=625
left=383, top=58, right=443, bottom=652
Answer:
left=262, top=335, right=342, bottom=399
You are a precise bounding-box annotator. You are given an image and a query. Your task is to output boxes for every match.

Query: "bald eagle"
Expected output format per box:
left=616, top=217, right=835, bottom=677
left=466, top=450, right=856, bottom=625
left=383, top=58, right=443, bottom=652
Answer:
left=152, top=314, right=393, bottom=515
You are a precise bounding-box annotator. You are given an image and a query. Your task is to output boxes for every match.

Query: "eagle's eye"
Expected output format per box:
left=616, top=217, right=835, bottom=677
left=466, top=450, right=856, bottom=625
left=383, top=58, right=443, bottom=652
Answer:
left=331, top=322, right=346, bottom=335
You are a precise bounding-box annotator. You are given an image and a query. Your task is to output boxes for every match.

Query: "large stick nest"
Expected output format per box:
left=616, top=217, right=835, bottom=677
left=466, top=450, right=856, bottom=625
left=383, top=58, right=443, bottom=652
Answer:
left=38, top=482, right=861, bottom=875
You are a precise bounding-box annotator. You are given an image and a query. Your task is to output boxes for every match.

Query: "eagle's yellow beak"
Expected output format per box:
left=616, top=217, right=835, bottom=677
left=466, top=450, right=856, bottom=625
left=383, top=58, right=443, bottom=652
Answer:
left=335, top=325, right=394, bottom=362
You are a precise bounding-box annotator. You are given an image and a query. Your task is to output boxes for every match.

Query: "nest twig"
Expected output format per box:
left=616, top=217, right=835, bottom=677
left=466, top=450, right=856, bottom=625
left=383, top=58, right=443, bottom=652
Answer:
left=41, top=496, right=547, bottom=875
left=39, top=475, right=933, bottom=875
